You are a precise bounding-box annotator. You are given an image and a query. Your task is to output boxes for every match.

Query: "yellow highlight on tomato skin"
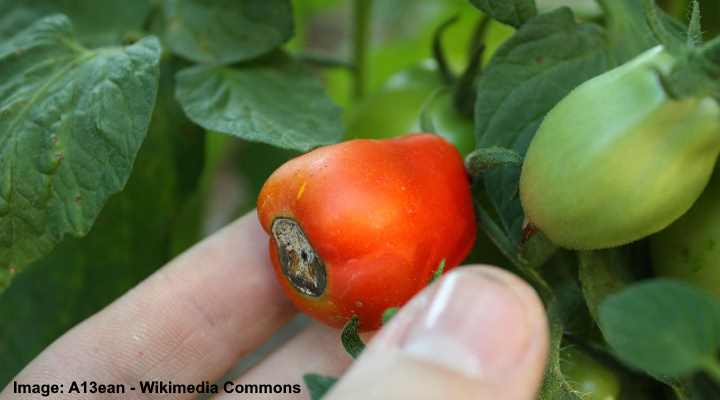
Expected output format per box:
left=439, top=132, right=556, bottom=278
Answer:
left=296, top=181, right=307, bottom=200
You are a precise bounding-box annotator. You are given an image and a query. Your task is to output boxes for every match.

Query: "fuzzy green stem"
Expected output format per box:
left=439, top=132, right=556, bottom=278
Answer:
left=432, top=15, right=459, bottom=85
left=702, top=357, right=720, bottom=384
left=352, top=0, right=372, bottom=100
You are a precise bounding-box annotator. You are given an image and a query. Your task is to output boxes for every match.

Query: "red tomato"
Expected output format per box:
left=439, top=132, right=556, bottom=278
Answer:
left=257, top=133, right=476, bottom=330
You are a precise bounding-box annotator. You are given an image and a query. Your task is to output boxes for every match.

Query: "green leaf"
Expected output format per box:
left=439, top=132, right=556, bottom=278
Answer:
left=381, top=307, right=399, bottom=325
left=0, top=55, right=204, bottom=381
left=163, top=0, right=293, bottom=64
left=599, top=279, right=720, bottom=379
left=0, top=15, right=161, bottom=286
left=430, top=258, right=446, bottom=283
left=475, top=8, right=610, bottom=262
left=465, top=146, right=522, bottom=177
left=303, top=373, right=338, bottom=400
left=578, top=249, right=634, bottom=324
left=341, top=315, right=365, bottom=359
left=176, top=56, right=343, bottom=151
left=580, top=252, right=693, bottom=400
left=468, top=0, right=537, bottom=28
left=599, top=0, right=660, bottom=62
left=0, top=0, right=153, bottom=45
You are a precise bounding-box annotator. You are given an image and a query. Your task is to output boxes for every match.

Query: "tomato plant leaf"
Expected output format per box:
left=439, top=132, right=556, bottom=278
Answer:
left=0, top=0, right=153, bottom=45
left=381, top=307, right=399, bottom=325
left=599, top=279, right=720, bottom=379
left=0, top=56, right=203, bottom=380
left=303, top=373, right=338, bottom=400
left=599, top=0, right=661, bottom=62
left=430, top=258, right=446, bottom=283
left=341, top=315, right=365, bottom=359
left=163, top=0, right=293, bottom=64
left=468, top=0, right=537, bottom=28
left=175, top=56, right=343, bottom=151
left=0, top=15, right=161, bottom=288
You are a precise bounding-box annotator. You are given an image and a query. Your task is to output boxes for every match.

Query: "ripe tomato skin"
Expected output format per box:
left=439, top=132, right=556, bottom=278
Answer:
left=257, top=134, right=476, bottom=330
left=651, top=171, right=720, bottom=296
left=520, top=45, right=720, bottom=250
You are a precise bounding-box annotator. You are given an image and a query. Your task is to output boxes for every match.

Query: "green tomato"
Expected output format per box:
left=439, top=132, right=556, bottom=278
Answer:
left=420, top=88, right=475, bottom=156
left=561, top=348, right=621, bottom=400
left=345, top=61, right=444, bottom=140
left=651, top=171, right=720, bottom=296
left=520, top=46, right=720, bottom=250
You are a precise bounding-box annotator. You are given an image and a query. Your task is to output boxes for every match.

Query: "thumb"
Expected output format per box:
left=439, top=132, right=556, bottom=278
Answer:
left=326, top=266, right=549, bottom=400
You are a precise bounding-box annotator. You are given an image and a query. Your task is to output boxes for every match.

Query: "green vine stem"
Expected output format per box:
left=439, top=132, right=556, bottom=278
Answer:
left=700, top=36, right=720, bottom=70
left=352, top=0, right=372, bottom=100
left=432, top=15, right=460, bottom=85
left=701, top=357, right=720, bottom=384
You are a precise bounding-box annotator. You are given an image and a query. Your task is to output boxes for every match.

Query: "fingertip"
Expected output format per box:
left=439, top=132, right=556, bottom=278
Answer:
left=328, top=266, right=549, bottom=400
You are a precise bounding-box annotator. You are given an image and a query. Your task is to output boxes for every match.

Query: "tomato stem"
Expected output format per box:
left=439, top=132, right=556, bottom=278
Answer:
left=701, top=36, right=720, bottom=71
left=352, top=0, right=372, bottom=100
left=431, top=15, right=460, bottom=85
left=701, top=357, right=720, bottom=384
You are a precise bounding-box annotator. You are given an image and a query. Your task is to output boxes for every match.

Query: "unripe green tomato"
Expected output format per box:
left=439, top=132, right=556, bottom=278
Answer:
left=520, top=45, right=720, bottom=250
left=651, top=171, right=720, bottom=296
left=345, top=61, right=443, bottom=140
left=561, top=348, right=621, bottom=400
left=421, top=88, right=475, bottom=156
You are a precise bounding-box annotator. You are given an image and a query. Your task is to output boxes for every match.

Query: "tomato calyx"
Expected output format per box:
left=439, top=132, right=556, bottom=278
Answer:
left=271, top=217, right=327, bottom=297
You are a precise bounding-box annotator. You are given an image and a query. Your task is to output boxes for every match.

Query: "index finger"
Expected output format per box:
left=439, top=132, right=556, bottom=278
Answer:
left=2, top=212, right=296, bottom=399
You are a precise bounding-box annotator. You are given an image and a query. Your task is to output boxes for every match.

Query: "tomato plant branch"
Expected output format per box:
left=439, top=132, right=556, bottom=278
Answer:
left=352, top=0, right=372, bottom=100
left=701, top=357, right=720, bottom=384
left=700, top=36, right=720, bottom=72
left=432, top=15, right=460, bottom=85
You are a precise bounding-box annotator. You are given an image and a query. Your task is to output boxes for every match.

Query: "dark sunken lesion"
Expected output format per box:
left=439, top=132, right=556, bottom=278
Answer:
left=271, top=217, right=326, bottom=297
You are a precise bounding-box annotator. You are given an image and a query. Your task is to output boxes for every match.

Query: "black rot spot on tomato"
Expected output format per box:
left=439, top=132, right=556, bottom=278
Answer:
left=271, top=217, right=327, bottom=297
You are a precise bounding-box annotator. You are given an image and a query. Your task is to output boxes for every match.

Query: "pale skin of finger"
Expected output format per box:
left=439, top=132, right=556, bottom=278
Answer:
left=1, top=212, right=296, bottom=400
left=327, top=266, right=549, bottom=400
left=213, top=322, right=353, bottom=400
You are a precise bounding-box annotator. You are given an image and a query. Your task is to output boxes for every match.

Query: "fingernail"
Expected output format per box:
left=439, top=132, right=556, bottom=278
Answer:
left=400, top=270, right=533, bottom=380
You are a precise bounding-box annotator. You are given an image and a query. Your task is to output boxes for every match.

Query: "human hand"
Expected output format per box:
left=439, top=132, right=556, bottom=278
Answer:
left=2, top=212, right=548, bottom=400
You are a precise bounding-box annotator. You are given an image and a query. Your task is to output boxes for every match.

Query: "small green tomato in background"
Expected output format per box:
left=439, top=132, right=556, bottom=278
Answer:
left=520, top=45, right=720, bottom=250
left=651, top=171, right=720, bottom=296
left=420, top=88, right=475, bottom=156
left=561, top=348, right=621, bottom=400
left=345, top=61, right=443, bottom=140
